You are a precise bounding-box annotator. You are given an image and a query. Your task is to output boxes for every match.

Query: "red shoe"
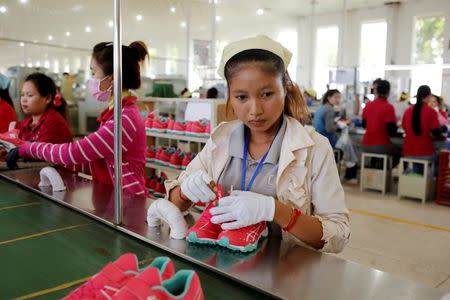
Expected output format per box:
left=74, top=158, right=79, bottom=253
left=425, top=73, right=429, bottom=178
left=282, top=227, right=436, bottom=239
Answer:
left=63, top=253, right=140, bottom=300
left=144, top=113, right=154, bottom=133
left=186, top=186, right=224, bottom=244
left=186, top=120, right=207, bottom=138
left=146, top=175, right=155, bottom=191
left=172, top=120, right=188, bottom=135
left=166, top=119, right=175, bottom=134
left=169, top=151, right=184, bottom=169
left=113, top=269, right=204, bottom=300
left=217, top=222, right=268, bottom=253
left=145, top=146, right=157, bottom=163
left=154, top=147, right=164, bottom=165
left=148, top=177, right=158, bottom=193
left=159, top=148, right=174, bottom=166
left=151, top=117, right=169, bottom=133
left=203, top=121, right=211, bottom=138
left=152, top=178, right=166, bottom=198
left=181, top=152, right=193, bottom=170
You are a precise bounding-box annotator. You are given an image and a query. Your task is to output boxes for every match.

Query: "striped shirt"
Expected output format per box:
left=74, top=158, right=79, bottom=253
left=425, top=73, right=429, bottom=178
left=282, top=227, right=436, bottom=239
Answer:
left=19, top=97, right=147, bottom=195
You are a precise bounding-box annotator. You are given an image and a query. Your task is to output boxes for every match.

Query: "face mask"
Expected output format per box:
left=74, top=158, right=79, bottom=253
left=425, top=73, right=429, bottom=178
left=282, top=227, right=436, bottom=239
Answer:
left=88, top=76, right=112, bottom=102
left=434, top=106, right=439, bottom=112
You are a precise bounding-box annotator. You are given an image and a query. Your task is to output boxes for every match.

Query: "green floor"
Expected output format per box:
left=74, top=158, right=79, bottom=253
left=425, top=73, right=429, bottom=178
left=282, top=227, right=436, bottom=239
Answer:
left=0, top=178, right=272, bottom=300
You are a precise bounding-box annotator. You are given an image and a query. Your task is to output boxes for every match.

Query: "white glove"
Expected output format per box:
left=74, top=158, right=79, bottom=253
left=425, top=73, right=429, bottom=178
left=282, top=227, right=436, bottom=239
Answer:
left=180, top=170, right=216, bottom=203
left=210, top=190, right=275, bottom=230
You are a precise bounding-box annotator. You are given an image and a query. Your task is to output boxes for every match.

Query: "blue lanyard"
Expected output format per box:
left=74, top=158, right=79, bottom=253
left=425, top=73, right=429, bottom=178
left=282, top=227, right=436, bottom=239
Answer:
left=241, top=127, right=271, bottom=191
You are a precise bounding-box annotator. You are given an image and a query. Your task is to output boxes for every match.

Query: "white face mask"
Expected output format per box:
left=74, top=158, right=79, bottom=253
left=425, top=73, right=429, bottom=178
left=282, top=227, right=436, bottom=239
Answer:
left=434, top=106, right=439, bottom=112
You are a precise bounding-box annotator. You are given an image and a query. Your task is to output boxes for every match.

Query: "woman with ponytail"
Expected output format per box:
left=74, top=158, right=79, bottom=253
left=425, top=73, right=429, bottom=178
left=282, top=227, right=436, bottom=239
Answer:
left=166, top=36, right=349, bottom=253
left=7, top=41, right=149, bottom=196
left=0, top=73, right=17, bottom=133
left=402, top=85, right=446, bottom=165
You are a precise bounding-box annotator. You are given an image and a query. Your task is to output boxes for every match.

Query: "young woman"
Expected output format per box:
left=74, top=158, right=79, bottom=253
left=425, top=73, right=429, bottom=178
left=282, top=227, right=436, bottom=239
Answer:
left=312, top=89, right=341, bottom=147
left=15, top=73, right=72, bottom=143
left=7, top=41, right=149, bottom=195
left=0, top=73, right=17, bottom=133
left=165, top=36, right=349, bottom=253
left=428, top=94, right=448, bottom=126
left=402, top=85, right=445, bottom=161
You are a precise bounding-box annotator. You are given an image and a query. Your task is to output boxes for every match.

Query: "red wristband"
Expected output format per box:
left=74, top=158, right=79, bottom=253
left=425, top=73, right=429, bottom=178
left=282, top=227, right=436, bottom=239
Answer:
left=282, top=208, right=302, bottom=232
left=179, top=188, right=190, bottom=202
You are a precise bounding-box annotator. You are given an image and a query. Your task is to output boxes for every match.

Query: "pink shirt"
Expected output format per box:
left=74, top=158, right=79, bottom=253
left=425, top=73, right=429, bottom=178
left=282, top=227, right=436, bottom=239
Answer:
left=19, top=96, right=147, bottom=195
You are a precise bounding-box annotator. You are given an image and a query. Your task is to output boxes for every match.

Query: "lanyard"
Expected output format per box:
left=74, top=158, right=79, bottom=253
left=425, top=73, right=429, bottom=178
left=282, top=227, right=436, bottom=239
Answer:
left=241, top=127, right=272, bottom=191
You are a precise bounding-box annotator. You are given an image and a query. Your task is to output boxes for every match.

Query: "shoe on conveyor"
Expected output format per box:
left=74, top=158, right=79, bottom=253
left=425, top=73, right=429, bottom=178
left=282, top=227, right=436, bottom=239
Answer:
left=64, top=253, right=175, bottom=300
left=217, top=222, right=268, bottom=253
left=113, top=269, right=204, bottom=300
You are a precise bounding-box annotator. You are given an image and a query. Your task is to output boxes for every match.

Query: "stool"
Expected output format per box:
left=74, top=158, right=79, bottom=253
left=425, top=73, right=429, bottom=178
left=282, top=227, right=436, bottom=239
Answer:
left=334, top=149, right=343, bottom=176
left=360, top=153, right=392, bottom=195
left=398, top=158, right=434, bottom=203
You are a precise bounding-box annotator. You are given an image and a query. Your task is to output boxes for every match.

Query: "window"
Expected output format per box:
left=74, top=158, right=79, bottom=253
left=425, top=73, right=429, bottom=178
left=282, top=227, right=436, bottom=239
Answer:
left=359, top=21, right=387, bottom=82
left=314, top=26, right=339, bottom=97
left=411, top=16, right=445, bottom=95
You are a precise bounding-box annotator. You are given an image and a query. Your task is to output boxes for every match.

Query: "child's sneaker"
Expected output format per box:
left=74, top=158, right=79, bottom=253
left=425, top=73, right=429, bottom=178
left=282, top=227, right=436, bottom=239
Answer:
left=151, top=117, right=169, bottom=133
left=169, top=151, right=184, bottom=170
left=166, top=119, right=175, bottom=134
left=186, top=185, right=224, bottom=245
left=217, top=222, right=268, bottom=253
left=144, top=113, right=154, bottom=134
left=63, top=253, right=140, bottom=300
left=186, top=120, right=207, bottom=138
left=172, top=120, right=188, bottom=135
left=113, top=269, right=204, bottom=300
left=181, top=152, right=193, bottom=170
left=145, top=146, right=157, bottom=163
left=152, top=178, right=166, bottom=198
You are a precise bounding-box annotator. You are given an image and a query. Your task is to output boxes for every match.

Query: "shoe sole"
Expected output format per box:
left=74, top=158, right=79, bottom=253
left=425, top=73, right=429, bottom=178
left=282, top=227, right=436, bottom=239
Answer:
left=186, top=232, right=218, bottom=245
left=150, top=129, right=167, bottom=133
left=217, top=227, right=268, bottom=253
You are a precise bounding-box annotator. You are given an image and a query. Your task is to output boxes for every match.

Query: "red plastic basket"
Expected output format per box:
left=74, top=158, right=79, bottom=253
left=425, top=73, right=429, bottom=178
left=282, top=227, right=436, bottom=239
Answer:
left=436, top=150, right=450, bottom=206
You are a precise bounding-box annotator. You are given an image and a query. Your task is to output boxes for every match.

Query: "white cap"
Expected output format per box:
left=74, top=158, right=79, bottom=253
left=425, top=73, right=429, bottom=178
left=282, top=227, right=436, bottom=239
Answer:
left=217, top=35, right=292, bottom=79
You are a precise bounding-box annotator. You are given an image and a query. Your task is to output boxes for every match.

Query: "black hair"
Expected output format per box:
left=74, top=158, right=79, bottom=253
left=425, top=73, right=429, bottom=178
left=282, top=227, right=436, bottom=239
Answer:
left=224, top=49, right=309, bottom=124
left=412, top=85, right=431, bottom=135
left=206, top=87, right=218, bottom=99
left=24, top=72, right=67, bottom=119
left=92, top=41, right=148, bottom=90
left=0, top=88, right=14, bottom=109
left=376, top=80, right=390, bottom=98
left=322, top=89, right=340, bottom=105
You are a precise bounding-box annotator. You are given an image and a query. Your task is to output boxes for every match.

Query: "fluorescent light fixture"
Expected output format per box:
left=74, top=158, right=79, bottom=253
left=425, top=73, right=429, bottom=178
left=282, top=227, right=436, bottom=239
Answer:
left=170, top=7, right=176, bottom=13
left=65, top=31, right=71, bottom=37
left=180, top=21, right=187, bottom=28
left=108, top=20, right=113, bottom=28
left=35, top=61, right=41, bottom=67
left=85, top=26, right=91, bottom=33
left=27, top=63, right=33, bottom=68
left=215, top=16, right=222, bottom=22
left=136, top=14, right=143, bottom=21
left=19, top=42, right=25, bottom=47
left=33, top=40, right=38, bottom=43
left=48, top=35, right=53, bottom=41
left=256, top=8, right=264, bottom=15
left=0, top=6, right=7, bottom=13
left=19, top=0, right=28, bottom=3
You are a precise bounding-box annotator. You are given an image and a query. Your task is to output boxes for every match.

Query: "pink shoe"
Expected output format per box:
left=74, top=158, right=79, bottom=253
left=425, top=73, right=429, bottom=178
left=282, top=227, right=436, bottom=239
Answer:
left=145, top=146, right=157, bottom=163
left=181, top=152, right=193, bottom=170
left=186, top=185, right=224, bottom=244
left=151, top=117, right=169, bottom=133
left=144, top=113, right=154, bottom=133
left=166, top=119, right=175, bottom=134
left=63, top=253, right=139, bottom=300
left=172, top=120, right=188, bottom=135
left=217, top=222, right=268, bottom=253
left=113, top=269, right=204, bottom=300
left=169, top=151, right=184, bottom=169
left=186, top=120, right=207, bottom=138
left=64, top=254, right=175, bottom=300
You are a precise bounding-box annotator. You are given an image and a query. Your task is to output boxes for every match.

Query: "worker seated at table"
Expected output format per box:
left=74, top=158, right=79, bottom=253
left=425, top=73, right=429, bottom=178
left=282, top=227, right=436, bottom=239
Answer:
left=165, top=35, right=350, bottom=253
left=6, top=41, right=149, bottom=196
left=428, top=94, right=449, bottom=127
left=361, top=79, right=400, bottom=166
left=402, top=85, right=447, bottom=175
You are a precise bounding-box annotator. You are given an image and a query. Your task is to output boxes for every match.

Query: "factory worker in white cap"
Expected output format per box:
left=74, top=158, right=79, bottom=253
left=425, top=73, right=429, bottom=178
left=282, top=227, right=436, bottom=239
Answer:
left=166, top=35, right=350, bottom=253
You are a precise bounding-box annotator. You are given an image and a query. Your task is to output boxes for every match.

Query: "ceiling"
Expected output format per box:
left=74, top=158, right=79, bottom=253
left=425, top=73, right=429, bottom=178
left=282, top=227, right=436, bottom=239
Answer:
left=0, top=0, right=409, bottom=73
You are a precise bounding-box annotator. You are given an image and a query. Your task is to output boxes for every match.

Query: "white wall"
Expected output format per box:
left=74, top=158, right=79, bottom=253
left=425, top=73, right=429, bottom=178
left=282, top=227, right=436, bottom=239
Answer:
left=296, top=0, right=450, bottom=102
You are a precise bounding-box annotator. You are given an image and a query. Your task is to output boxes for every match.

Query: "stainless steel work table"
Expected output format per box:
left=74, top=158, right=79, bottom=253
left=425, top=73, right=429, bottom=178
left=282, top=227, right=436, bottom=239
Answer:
left=0, top=167, right=447, bottom=300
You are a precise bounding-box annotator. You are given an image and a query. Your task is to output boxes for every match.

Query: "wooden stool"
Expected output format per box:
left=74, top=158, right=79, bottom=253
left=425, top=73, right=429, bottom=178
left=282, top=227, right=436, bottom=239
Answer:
left=398, top=158, right=434, bottom=203
left=360, top=153, right=392, bottom=195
